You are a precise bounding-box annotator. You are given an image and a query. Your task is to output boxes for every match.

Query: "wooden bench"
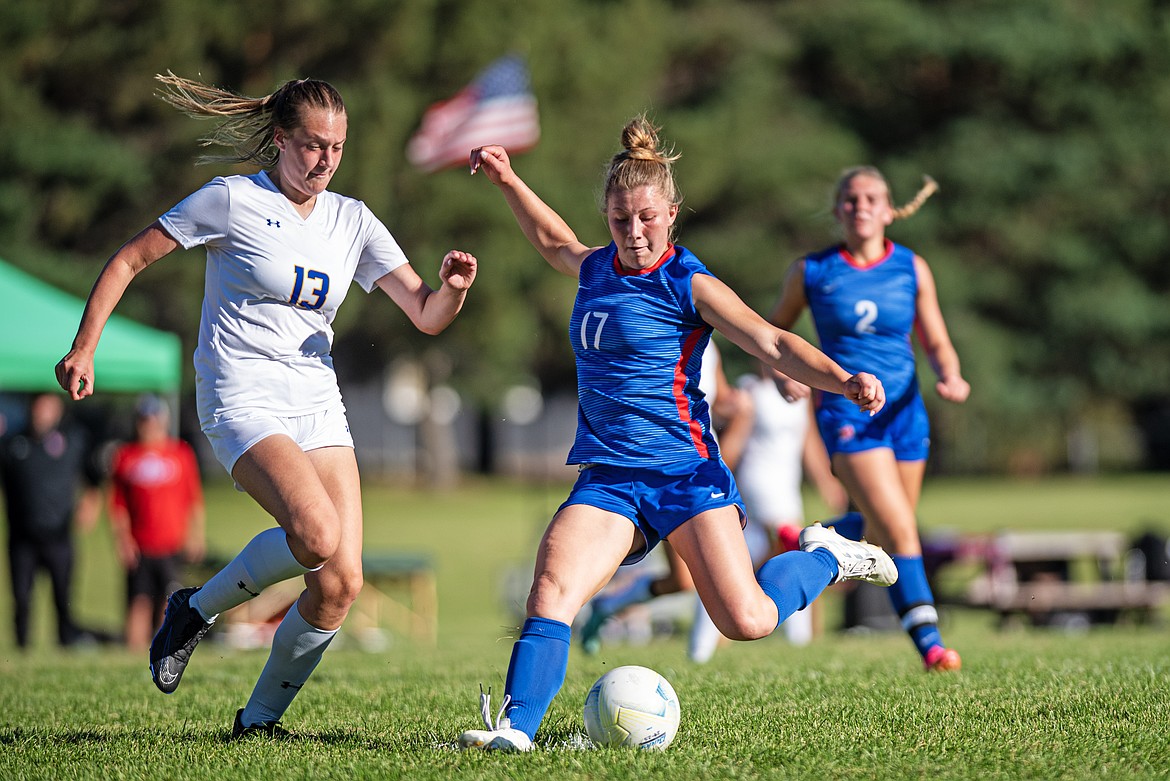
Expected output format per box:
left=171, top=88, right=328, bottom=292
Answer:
left=961, top=531, right=1168, bottom=625
left=346, top=553, right=437, bottom=647
left=188, top=551, right=437, bottom=649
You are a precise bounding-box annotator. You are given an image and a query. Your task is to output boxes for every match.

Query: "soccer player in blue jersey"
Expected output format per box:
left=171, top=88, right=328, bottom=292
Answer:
left=458, top=117, right=897, bottom=752
left=769, top=167, right=969, bottom=672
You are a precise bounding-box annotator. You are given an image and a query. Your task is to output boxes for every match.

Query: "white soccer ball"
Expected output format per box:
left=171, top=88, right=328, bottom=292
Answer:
left=583, top=665, right=681, bottom=750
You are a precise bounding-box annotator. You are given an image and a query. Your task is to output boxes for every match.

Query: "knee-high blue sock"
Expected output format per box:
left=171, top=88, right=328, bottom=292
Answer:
left=825, top=511, right=865, bottom=541
left=503, top=617, right=571, bottom=740
left=756, top=549, right=837, bottom=627
left=887, top=554, right=943, bottom=657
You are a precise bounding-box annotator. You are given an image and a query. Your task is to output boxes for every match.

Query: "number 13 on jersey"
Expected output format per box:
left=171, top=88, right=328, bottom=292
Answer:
left=290, top=265, right=330, bottom=310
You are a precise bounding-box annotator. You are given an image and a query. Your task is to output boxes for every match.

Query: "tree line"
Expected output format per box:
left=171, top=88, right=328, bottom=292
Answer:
left=3, top=0, right=1168, bottom=473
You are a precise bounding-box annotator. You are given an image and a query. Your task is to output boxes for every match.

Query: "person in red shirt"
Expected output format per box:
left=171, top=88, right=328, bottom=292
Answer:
left=109, top=395, right=205, bottom=650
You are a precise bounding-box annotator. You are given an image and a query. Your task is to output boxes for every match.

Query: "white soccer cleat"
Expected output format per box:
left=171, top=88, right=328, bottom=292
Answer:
left=457, top=726, right=533, bottom=752
left=799, top=523, right=898, bottom=587
left=457, top=686, right=533, bottom=753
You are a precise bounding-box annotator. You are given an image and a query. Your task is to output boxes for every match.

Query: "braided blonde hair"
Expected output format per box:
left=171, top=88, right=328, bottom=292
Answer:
left=834, top=166, right=938, bottom=220
left=154, top=71, right=345, bottom=167
left=601, top=114, right=682, bottom=210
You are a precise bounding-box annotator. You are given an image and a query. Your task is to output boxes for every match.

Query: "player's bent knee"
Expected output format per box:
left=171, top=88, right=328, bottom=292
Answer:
left=288, top=535, right=338, bottom=569
left=288, top=518, right=342, bottom=567
left=715, top=606, right=774, bottom=642
left=326, top=571, right=363, bottom=609
left=336, top=570, right=362, bottom=607
left=526, top=573, right=584, bottom=623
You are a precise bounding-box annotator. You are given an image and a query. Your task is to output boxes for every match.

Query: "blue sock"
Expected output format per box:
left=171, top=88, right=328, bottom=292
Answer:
left=887, top=555, right=943, bottom=657
left=503, top=617, right=571, bottom=739
left=756, top=549, right=837, bottom=627
left=825, top=511, right=864, bottom=541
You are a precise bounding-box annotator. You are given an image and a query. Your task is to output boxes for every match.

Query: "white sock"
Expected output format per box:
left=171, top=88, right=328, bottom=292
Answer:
left=240, top=601, right=337, bottom=726
left=190, top=528, right=312, bottom=620
left=688, top=595, right=723, bottom=663
left=594, top=572, right=655, bottom=617
left=782, top=606, right=814, bottom=646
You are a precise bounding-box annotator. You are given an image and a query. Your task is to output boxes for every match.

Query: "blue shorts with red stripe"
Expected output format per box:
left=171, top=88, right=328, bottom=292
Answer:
left=559, top=457, right=746, bottom=565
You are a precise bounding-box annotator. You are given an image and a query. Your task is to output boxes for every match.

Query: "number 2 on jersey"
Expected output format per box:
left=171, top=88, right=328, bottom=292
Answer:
left=580, top=310, right=609, bottom=350
left=854, top=299, right=878, bottom=334
left=290, top=266, right=330, bottom=310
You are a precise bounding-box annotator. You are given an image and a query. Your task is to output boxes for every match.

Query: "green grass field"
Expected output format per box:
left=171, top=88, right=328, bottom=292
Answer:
left=1, top=475, right=1168, bottom=780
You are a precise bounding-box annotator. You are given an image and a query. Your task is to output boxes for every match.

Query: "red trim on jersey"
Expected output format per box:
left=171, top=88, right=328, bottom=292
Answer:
left=673, top=328, right=710, bottom=458
left=840, top=239, right=894, bottom=270
left=613, top=244, right=676, bottom=276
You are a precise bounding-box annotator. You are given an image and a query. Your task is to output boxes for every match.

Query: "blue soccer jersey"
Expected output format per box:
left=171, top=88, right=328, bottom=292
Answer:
left=803, top=240, right=919, bottom=406
left=803, top=240, right=930, bottom=458
left=566, top=243, right=719, bottom=466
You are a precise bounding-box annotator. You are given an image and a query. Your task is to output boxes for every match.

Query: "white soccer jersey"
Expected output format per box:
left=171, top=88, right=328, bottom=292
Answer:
left=734, top=373, right=809, bottom=525
left=159, top=172, right=410, bottom=425
left=698, top=341, right=720, bottom=406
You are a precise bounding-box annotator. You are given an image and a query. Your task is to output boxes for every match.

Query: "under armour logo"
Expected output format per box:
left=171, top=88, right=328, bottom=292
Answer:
left=281, top=681, right=303, bottom=690
left=237, top=581, right=260, bottom=597
left=266, top=218, right=281, bottom=228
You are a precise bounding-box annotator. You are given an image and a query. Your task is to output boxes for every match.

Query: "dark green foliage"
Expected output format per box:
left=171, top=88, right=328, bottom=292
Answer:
left=4, top=0, right=1168, bottom=470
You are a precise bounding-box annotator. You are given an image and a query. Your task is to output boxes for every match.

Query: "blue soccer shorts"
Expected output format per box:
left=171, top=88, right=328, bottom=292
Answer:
left=816, top=383, right=931, bottom=462
left=559, top=457, right=746, bottom=565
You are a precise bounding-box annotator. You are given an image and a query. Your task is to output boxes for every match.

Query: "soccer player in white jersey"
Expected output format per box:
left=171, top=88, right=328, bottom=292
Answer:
left=55, top=73, right=478, bottom=737
left=457, top=116, right=895, bottom=752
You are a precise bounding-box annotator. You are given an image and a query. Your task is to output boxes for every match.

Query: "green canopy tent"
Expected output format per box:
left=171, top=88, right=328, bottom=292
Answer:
left=0, top=258, right=181, bottom=393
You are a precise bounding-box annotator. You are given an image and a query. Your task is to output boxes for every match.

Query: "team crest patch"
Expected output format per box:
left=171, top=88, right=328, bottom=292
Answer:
left=837, top=424, right=856, bottom=443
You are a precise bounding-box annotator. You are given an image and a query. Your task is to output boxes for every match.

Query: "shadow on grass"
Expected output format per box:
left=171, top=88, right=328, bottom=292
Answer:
left=0, top=725, right=455, bottom=753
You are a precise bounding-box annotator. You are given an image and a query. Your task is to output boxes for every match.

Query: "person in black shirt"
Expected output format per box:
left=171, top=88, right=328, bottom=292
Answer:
left=0, top=393, right=102, bottom=648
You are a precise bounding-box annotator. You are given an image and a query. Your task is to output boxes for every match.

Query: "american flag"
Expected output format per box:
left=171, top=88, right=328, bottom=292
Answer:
left=407, top=54, right=541, bottom=173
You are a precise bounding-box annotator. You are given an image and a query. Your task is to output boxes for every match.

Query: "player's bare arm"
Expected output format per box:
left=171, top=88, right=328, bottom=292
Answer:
left=375, top=250, right=478, bottom=335
left=693, top=273, right=884, bottom=414
left=56, top=222, right=179, bottom=399
left=470, top=145, right=594, bottom=277
left=913, top=255, right=969, bottom=403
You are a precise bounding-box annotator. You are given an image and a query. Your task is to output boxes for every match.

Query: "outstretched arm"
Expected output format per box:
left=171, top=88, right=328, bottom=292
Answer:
left=56, top=222, right=179, bottom=400
left=913, top=255, right=969, bottom=403
left=470, top=145, right=595, bottom=277
left=766, top=260, right=813, bottom=402
left=694, top=274, right=884, bottom=415
left=767, top=259, right=808, bottom=331
left=375, top=250, right=478, bottom=335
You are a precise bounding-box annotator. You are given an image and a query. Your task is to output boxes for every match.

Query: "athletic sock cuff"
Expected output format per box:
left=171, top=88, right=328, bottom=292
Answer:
left=809, top=547, right=839, bottom=582
left=520, top=616, right=571, bottom=643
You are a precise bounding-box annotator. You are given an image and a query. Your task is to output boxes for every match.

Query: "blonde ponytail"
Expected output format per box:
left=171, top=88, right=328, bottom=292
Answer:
left=890, top=175, right=938, bottom=221
left=154, top=71, right=344, bottom=167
